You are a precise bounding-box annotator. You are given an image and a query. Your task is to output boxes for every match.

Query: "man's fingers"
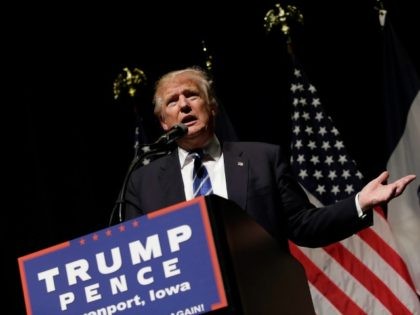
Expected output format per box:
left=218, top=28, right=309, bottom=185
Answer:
left=394, top=175, right=416, bottom=196
left=403, top=174, right=416, bottom=184
left=376, top=171, right=389, bottom=184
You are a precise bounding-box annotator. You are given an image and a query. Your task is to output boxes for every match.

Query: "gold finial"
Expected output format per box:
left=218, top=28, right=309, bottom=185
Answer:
left=264, top=3, right=303, bottom=40
left=374, top=0, right=387, bottom=28
left=113, top=67, right=147, bottom=100
left=201, top=40, right=213, bottom=72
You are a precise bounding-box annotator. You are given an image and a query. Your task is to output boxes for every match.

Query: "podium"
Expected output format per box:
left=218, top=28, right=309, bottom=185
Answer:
left=205, top=195, right=315, bottom=314
left=19, top=195, right=315, bottom=314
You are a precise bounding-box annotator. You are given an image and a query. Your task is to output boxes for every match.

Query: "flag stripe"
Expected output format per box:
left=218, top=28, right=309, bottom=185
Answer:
left=296, top=241, right=391, bottom=314
left=346, top=234, right=420, bottom=313
left=369, top=207, right=403, bottom=253
left=308, top=283, right=342, bottom=315
left=289, top=242, right=367, bottom=315
left=357, top=221, right=416, bottom=290
left=373, top=204, right=386, bottom=219
left=323, top=243, right=413, bottom=314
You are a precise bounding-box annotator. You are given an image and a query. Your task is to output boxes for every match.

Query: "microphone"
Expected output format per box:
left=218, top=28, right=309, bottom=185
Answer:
left=154, top=123, right=188, bottom=145
left=109, top=123, right=188, bottom=225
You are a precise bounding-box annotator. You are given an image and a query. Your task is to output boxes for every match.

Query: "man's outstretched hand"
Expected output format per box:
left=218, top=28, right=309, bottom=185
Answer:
left=358, top=171, right=416, bottom=211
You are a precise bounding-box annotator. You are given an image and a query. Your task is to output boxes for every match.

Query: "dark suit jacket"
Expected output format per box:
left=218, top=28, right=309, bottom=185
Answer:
left=125, top=142, right=372, bottom=249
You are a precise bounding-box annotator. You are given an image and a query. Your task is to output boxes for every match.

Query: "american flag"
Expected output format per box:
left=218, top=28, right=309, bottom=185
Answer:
left=288, top=62, right=420, bottom=314
left=289, top=67, right=364, bottom=205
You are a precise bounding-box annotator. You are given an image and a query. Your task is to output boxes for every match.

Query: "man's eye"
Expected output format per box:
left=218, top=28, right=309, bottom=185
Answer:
left=167, top=101, right=177, bottom=107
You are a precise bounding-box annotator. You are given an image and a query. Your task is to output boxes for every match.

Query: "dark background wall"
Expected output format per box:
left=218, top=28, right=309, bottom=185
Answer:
left=11, top=1, right=420, bottom=313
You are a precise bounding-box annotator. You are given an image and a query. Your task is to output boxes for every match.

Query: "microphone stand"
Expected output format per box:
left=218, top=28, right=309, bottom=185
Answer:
left=108, top=141, right=175, bottom=226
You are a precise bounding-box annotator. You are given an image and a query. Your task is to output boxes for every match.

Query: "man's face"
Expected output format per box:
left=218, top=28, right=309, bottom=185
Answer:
left=157, top=73, right=216, bottom=146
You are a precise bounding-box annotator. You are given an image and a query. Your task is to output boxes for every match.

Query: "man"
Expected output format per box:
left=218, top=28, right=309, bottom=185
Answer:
left=124, top=67, right=415, bottom=248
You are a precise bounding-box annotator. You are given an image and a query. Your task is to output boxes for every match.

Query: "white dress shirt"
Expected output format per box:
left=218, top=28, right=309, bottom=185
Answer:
left=178, top=136, right=228, bottom=200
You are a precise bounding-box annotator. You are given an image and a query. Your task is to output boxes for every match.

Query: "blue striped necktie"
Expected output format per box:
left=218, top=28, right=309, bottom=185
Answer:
left=190, top=150, right=213, bottom=197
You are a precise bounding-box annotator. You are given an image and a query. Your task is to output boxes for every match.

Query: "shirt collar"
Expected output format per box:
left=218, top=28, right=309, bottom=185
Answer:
left=178, top=135, right=221, bottom=168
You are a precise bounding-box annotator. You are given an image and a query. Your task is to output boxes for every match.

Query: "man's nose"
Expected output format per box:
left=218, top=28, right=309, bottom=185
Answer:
left=179, top=95, right=190, bottom=110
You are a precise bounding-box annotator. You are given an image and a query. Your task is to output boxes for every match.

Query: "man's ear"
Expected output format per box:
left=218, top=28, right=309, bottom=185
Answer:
left=160, top=116, right=169, bottom=131
left=210, top=102, right=218, bottom=116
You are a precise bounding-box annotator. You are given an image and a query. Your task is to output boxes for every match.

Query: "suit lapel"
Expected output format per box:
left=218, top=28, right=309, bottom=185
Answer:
left=158, top=150, right=186, bottom=206
left=223, top=142, right=248, bottom=210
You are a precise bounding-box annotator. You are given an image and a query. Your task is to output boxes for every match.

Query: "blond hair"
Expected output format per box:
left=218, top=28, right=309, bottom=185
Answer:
left=153, top=66, right=218, bottom=117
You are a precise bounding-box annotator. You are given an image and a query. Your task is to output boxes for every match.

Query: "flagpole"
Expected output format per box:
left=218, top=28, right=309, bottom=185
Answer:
left=113, top=67, right=148, bottom=159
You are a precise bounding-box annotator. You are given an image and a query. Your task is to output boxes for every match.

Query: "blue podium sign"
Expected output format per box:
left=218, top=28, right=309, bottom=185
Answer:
left=18, top=197, right=228, bottom=315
